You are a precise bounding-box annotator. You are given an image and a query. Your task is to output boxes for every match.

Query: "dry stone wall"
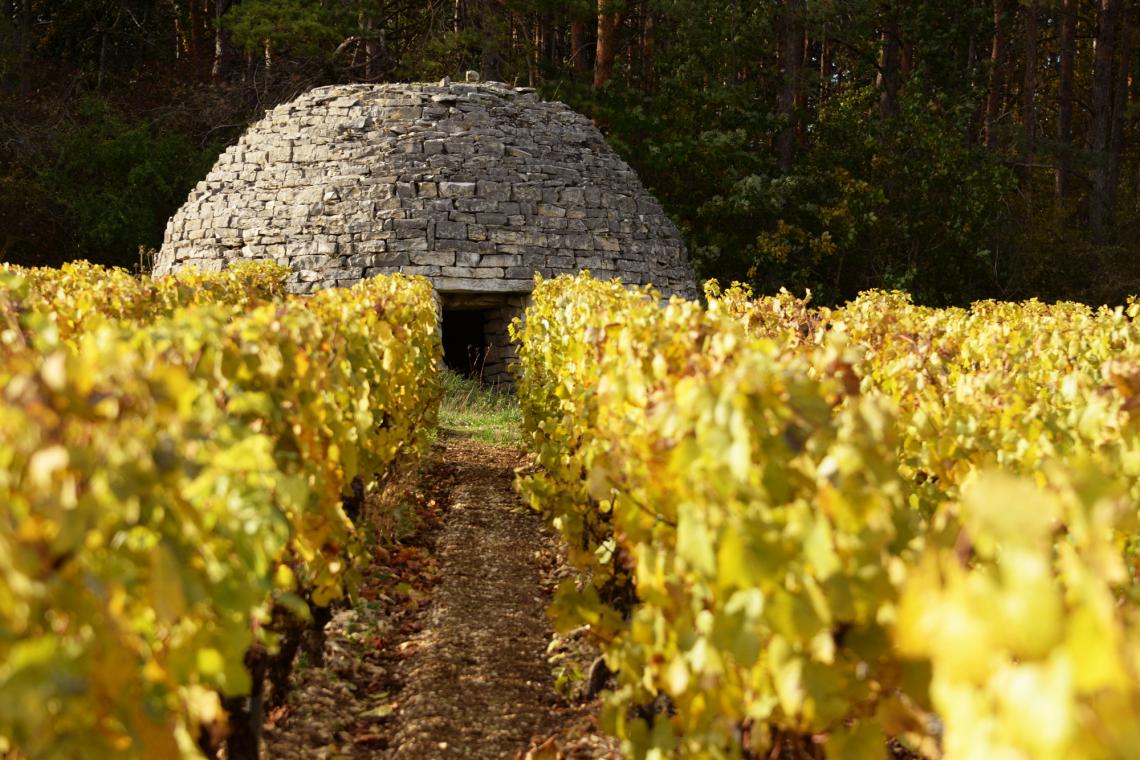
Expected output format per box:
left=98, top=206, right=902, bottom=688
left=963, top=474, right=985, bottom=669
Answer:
left=153, top=80, right=697, bottom=299
left=478, top=294, right=527, bottom=385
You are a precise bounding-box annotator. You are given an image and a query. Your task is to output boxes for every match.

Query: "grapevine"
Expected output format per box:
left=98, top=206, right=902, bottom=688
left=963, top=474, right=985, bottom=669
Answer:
left=0, top=263, right=440, bottom=759
left=515, top=273, right=1140, bottom=759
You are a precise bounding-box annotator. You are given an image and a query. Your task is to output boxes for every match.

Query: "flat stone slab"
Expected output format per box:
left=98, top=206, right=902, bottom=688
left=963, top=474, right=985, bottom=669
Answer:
left=432, top=277, right=533, bottom=293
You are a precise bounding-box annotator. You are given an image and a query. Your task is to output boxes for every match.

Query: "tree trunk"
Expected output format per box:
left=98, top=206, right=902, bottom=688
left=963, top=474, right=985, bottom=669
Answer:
left=1088, top=0, right=1120, bottom=240
left=776, top=0, right=804, bottom=173
left=594, top=0, right=617, bottom=88
left=901, top=41, right=914, bottom=80
left=362, top=13, right=375, bottom=79
left=212, top=0, right=238, bottom=81
left=1107, top=12, right=1132, bottom=221
left=1022, top=5, right=1038, bottom=155
left=480, top=1, right=503, bottom=82
left=795, top=30, right=808, bottom=116
left=1057, top=0, right=1076, bottom=198
left=97, top=30, right=109, bottom=92
left=819, top=34, right=831, bottom=103
left=530, top=16, right=540, bottom=86
left=878, top=22, right=902, bottom=118
left=15, top=0, right=33, bottom=92
left=984, top=0, right=1015, bottom=147
left=571, top=19, right=588, bottom=73
left=543, top=12, right=555, bottom=69
left=95, top=6, right=123, bottom=93
left=189, top=0, right=201, bottom=68
left=174, top=13, right=182, bottom=61
left=642, top=6, right=655, bottom=85
left=1134, top=53, right=1140, bottom=209
left=965, top=0, right=987, bottom=143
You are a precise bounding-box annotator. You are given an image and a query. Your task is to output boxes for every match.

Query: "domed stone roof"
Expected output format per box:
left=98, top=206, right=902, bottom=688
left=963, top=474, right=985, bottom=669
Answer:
left=153, top=80, right=697, bottom=299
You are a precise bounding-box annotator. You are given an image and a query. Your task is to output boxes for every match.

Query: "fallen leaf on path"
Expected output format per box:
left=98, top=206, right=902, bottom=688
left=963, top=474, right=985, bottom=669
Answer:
left=517, top=735, right=561, bottom=759
left=264, top=705, right=291, bottom=729
left=351, top=732, right=388, bottom=746
left=361, top=702, right=397, bottom=719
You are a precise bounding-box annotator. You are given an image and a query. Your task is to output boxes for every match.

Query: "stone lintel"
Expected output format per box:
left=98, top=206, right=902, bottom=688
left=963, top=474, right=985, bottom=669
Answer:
left=432, top=277, right=533, bottom=293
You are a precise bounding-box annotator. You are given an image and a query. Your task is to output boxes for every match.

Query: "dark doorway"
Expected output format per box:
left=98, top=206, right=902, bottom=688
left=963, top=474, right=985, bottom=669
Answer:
left=442, top=308, right=488, bottom=377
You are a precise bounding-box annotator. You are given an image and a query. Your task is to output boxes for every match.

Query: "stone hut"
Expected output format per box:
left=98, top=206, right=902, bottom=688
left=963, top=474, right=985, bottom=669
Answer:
left=153, top=80, right=697, bottom=383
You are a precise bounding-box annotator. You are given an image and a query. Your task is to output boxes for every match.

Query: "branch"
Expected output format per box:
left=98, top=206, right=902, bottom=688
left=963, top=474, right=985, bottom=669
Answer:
left=331, top=35, right=361, bottom=59
left=623, top=493, right=677, bottom=529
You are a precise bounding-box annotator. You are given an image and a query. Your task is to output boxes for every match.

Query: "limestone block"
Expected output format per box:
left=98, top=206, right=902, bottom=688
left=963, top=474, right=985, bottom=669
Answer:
left=456, top=251, right=482, bottom=266
left=490, top=229, right=527, bottom=245
left=594, top=235, right=621, bottom=252
left=267, top=147, right=293, bottom=163
left=394, top=219, right=429, bottom=236
left=435, top=239, right=486, bottom=253
left=439, top=181, right=478, bottom=198
left=477, top=181, right=510, bottom=201
left=442, top=266, right=503, bottom=279
left=433, top=277, right=532, bottom=293
left=511, top=185, right=542, bottom=202
left=539, top=220, right=567, bottom=234
left=321, top=268, right=359, bottom=281
left=347, top=252, right=409, bottom=268
left=432, top=220, right=464, bottom=239
left=380, top=106, right=423, bottom=120
left=390, top=238, right=429, bottom=252
left=455, top=198, right=500, bottom=213
left=474, top=254, right=517, bottom=267
left=355, top=239, right=389, bottom=254
left=476, top=213, right=508, bottom=226
left=412, top=251, right=457, bottom=266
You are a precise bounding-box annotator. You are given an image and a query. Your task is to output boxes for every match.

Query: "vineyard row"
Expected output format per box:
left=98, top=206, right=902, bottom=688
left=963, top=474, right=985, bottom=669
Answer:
left=514, top=274, right=1140, bottom=760
left=0, top=262, right=441, bottom=759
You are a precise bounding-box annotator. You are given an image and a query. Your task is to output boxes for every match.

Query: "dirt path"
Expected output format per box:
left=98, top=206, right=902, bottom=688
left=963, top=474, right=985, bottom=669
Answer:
left=379, top=434, right=559, bottom=758
left=263, top=433, right=616, bottom=759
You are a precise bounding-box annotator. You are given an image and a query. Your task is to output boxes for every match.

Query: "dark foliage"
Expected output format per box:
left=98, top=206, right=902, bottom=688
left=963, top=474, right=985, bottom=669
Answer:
left=2, top=0, right=1138, bottom=304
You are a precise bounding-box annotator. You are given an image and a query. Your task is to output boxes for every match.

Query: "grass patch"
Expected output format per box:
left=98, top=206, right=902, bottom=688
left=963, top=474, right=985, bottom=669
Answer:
left=437, top=368, right=522, bottom=447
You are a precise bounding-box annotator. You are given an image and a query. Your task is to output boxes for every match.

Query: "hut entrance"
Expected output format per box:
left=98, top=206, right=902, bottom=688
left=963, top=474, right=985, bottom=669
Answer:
left=439, top=292, right=528, bottom=386
left=441, top=307, right=488, bottom=377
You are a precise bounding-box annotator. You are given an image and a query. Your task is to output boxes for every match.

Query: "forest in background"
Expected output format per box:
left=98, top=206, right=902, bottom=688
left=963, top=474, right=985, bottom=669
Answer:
left=1, top=0, right=1139, bottom=306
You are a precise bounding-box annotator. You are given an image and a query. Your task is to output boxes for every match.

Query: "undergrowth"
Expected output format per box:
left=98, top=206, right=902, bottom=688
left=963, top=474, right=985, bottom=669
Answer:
left=437, top=368, right=521, bottom=447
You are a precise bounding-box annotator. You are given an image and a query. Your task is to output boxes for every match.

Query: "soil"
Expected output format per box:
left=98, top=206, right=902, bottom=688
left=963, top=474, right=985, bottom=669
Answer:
left=262, top=433, right=619, bottom=759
